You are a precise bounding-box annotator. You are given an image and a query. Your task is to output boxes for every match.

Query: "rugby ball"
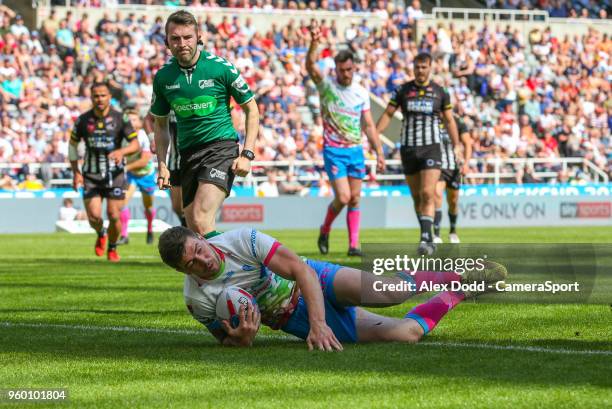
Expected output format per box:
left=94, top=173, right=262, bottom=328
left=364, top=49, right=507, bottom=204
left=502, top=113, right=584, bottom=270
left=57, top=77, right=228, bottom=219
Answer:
left=215, top=286, right=257, bottom=328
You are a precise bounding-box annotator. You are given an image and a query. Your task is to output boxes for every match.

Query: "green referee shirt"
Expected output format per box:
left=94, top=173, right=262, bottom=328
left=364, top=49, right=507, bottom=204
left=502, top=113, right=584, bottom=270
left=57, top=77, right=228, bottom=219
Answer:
left=150, top=50, right=254, bottom=151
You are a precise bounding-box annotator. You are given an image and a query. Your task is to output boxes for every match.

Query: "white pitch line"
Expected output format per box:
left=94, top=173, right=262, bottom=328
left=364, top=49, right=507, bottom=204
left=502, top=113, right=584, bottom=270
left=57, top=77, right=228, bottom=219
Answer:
left=418, top=341, right=612, bottom=356
left=2, top=321, right=611, bottom=356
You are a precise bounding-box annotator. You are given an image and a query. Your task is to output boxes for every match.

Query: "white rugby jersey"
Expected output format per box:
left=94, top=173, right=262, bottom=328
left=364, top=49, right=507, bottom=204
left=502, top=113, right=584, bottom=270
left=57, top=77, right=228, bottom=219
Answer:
left=125, top=129, right=155, bottom=176
left=184, top=228, right=298, bottom=330
left=317, top=77, right=370, bottom=148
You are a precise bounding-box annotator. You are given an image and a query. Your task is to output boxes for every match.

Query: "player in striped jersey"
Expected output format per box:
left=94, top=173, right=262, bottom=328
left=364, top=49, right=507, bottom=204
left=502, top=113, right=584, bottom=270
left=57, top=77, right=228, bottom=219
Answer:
left=376, top=53, right=462, bottom=255
left=433, top=116, right=471, bottom=244
left=69, top=82, right=139, bottom=262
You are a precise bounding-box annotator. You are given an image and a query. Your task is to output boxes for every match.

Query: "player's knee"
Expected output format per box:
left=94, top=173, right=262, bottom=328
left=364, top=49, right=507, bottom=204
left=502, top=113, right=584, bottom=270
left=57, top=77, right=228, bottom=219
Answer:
left=348, top=195, right=360, bottom=208
left=397, top=322, right=424, bottom=344
left=88, top=215, right=102, bottom=225
left=337, top=193, right=351, bottom=206
left=421, top=190, right=435, bottom=204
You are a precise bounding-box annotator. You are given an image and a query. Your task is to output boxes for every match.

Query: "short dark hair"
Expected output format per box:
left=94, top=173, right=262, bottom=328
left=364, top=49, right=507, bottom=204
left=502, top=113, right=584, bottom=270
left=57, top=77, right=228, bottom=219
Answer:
left=334, top=50, right=354, bottom=65
left=90, top=81, right=109, bottom=93
left=158, top=226, right=197, bottom=269
left=165, top=10, right=198, bottom=36
left=414, top=52, right=432, bottom=65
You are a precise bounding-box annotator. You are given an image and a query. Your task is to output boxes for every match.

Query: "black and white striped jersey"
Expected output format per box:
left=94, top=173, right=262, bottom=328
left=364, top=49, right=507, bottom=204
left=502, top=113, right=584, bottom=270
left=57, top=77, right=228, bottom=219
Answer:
left=389, top=80, right=452, bottom=147
left=166, top=111, right=181, bottom=172
left=70, top=108, right=137, bottom=181
left=440, top=116, right=468, bottom=170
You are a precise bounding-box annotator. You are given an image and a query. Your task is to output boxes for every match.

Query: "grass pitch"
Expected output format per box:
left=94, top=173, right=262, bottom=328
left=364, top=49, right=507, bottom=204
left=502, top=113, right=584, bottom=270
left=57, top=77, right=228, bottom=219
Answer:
left=1, top=227, right=611, bottom=408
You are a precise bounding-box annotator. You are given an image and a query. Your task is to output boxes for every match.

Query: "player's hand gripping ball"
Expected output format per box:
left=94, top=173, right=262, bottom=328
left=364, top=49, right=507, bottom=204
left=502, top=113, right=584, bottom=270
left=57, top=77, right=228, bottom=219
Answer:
left=216, top=286, right=258, bottom=328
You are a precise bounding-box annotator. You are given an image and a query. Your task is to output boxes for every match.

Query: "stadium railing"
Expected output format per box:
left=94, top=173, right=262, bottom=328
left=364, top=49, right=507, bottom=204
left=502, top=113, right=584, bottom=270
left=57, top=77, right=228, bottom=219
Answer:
left=1, top=157, right=607, bottom=188
left=418, top=8, right=612, bottom=43
left=431, top=7, right=549, bottom=22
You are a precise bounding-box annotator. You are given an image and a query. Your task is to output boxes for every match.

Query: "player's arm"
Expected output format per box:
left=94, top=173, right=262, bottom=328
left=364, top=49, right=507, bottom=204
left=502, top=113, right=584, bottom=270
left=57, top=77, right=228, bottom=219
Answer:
left=68, top=121, right=83, bottom=191
left=440, top=87, right=462, bottom=162
left=267, top=246, right=343, bottom=351
left=109, top=117, right=140, bottom=164
left=375, top=103, right=398, bottom=135
left=306, top=23, right=323, bottom=85
left=442, top=109, right=460, bottom=155
left=125, top=149, right=150, bottom=172
left=376, top=85, right=401, bottom=135
left=152, top=115, right=171, bottom=189
left=460, top=127, right=472, bottom=175
left=108, top=136, right=139, bottom=165
left=361, top=110, right=385, bottom=173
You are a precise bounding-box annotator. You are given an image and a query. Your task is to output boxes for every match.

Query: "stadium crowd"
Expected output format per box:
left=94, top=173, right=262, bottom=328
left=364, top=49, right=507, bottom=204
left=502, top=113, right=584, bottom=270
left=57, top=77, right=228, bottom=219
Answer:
left=0, top=2, right=610, bottom=191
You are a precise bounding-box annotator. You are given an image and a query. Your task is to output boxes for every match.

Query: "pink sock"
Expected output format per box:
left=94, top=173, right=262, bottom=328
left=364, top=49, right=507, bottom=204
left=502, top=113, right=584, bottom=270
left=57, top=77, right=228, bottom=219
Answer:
left=397, top=270, right=462, bottom=294
left=145, top=208, right=156, bottom=233
left=120, top=207, right=130, bottom=237
left=321, top=203, right=340, bottom=235
left=347, top=207, right=360, bottom=248
left=405, top=291, right=465, bottom=334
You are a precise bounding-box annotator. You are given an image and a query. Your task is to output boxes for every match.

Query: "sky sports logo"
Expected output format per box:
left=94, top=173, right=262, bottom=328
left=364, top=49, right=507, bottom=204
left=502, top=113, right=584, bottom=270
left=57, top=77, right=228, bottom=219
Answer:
left=220, top=204, right=264, bottom=223
left=560, top=202, right=611, bottom=218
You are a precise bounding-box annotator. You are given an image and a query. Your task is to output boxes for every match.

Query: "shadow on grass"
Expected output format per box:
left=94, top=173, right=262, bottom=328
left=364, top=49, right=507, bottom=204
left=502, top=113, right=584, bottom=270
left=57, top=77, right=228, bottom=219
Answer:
left=0, top=322, right=610, bottom=389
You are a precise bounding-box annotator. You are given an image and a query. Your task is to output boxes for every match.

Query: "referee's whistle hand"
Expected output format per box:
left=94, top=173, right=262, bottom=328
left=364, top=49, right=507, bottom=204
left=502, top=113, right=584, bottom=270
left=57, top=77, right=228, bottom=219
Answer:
left=232, top=157, right=251, bottom=178
left=157, top=168, right=171, bottom=190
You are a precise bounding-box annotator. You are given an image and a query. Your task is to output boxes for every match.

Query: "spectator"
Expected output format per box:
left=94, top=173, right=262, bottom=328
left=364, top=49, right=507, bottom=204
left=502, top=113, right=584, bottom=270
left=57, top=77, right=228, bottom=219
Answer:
left=17, top=173, right=44, bottom=190
left=0, top=172, right=16, bottom=190
left=278, top=171, right=306, bottom=195
left=257, top=169, right=280, bottom=197
left=0, top=3, right=609, bottom=190
left=58, top=197, right=87, bottom=221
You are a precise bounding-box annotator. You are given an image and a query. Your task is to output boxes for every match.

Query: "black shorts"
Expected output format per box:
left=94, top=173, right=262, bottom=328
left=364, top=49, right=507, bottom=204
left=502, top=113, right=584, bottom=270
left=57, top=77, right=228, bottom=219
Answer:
left=400, top=144, right=442, bottom=175
left=169, top=168, right=181, bottom=187
left=440, top=168, right=461, bottom=190
left=83, top=172, right=126, bottom=200
left=180, top=139, right=239, bottom=208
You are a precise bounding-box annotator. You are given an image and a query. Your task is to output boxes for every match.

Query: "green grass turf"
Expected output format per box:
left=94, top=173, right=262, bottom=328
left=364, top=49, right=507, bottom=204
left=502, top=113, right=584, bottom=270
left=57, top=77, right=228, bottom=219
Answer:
left=0, top=227, right=611, bottom=408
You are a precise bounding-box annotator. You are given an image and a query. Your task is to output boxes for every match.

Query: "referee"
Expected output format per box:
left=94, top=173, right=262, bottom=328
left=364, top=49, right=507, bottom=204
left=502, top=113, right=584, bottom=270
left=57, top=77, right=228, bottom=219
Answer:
left=376, top=53, right=462, bottom=255
left=433, top=115, right=471, bottom=244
